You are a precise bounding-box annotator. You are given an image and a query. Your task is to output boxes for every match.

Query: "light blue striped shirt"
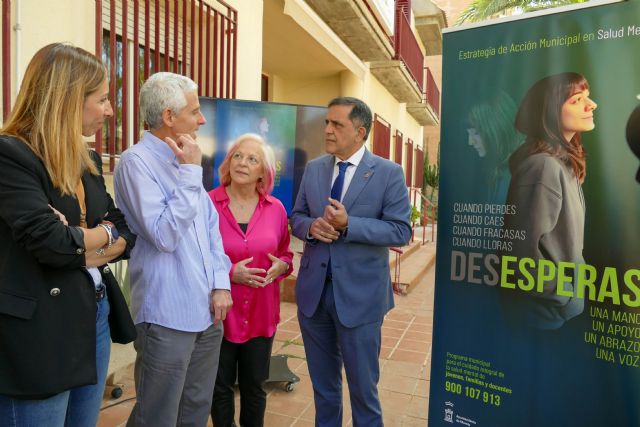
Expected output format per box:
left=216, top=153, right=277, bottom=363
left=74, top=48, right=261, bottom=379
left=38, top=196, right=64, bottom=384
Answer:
left=114, top=131, right=231, bottom=332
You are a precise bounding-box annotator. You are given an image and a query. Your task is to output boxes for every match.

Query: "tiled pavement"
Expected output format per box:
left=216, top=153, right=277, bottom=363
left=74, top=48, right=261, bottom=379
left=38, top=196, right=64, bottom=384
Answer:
left=97, top=240, right=436, bottom=427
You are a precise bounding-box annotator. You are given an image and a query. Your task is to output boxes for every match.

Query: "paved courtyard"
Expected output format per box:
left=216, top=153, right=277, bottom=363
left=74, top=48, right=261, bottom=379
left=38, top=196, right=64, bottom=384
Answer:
left=98, top=242, right=436, bottom=427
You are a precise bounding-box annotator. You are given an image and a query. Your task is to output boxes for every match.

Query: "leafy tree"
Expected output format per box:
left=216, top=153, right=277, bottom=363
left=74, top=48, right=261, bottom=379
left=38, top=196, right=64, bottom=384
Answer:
left=456, top=0, right=589, bottom=25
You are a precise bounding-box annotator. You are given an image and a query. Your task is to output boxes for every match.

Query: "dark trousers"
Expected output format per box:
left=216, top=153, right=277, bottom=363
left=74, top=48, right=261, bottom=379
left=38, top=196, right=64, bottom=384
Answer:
left=127, top=322, right=223, bottom=427
left=298, top=279, right=383, bottom=427
left=211, top=335, right=274, bottom=427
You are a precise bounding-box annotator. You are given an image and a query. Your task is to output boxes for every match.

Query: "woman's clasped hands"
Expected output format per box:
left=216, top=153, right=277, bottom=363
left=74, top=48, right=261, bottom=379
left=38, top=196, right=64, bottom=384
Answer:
left=232, top=254, right=288, bottom=288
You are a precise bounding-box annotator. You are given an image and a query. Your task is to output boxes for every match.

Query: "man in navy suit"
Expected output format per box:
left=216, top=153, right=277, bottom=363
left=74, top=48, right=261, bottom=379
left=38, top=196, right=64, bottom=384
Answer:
left=291, top=97, right=412, bottom=426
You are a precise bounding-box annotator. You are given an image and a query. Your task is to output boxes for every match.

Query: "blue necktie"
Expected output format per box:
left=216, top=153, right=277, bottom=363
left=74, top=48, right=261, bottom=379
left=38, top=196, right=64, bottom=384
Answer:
left=326, top=161, right=349, bottom=280
left=331, top=161, right=350, bottom=201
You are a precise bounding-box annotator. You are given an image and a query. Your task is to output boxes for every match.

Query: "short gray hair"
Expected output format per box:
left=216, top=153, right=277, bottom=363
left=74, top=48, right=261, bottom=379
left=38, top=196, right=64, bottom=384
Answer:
left=140, top=72, right=198, bottom=129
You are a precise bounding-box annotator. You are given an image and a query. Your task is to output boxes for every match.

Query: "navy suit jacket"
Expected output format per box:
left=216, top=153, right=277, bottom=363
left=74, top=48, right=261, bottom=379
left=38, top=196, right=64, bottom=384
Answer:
left=290, top=149, right=412, bottom=328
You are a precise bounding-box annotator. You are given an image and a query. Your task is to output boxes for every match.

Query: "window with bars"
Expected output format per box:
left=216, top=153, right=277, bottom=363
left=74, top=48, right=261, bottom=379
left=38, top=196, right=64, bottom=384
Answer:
left=101, top=29, right=183, bottom=156
left=414, top=146, right=424, bottom=188
left=394, top=130, right=403, bottom=166
left=372, top=114, right=391, bottom=159
left=96, top=0, right=237, bottom=171
left=405, top=138, right=414, bottom=187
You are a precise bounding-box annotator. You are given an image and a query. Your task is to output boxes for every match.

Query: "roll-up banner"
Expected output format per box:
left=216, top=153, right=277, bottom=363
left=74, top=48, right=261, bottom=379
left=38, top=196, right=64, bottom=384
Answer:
left=429, top=1, right=640, bottom=426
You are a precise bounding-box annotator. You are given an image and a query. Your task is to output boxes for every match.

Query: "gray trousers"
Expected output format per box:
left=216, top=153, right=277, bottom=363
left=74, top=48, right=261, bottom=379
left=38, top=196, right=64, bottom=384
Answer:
left=126, top=322, right=223, bottom=427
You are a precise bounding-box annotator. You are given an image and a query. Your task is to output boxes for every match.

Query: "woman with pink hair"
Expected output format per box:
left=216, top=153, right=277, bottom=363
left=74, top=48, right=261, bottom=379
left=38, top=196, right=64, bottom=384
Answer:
left=209, top=133, right=293, bottom=427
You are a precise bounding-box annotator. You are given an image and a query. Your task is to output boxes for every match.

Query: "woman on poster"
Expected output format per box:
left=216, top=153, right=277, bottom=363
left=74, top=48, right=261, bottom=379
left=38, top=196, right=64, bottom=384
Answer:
left=209, top=133, right=293, bottom=427
left=466, top=89, right=523, bottom=204
left=501, top=72, right=597, bottom=330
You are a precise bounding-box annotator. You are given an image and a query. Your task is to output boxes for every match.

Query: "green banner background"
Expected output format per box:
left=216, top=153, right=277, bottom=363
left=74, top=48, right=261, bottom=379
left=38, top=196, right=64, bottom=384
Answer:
left=430, top=2, right=640, bottom=426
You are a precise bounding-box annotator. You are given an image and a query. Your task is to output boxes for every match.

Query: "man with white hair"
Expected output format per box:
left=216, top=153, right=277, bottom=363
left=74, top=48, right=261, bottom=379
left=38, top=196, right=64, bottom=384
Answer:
left=115, top=72, right=233, bottom=427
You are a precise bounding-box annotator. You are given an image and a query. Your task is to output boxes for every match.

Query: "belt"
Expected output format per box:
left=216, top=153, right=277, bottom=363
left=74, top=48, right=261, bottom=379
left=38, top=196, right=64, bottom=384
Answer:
left=95, top=284, right=106, bottom=302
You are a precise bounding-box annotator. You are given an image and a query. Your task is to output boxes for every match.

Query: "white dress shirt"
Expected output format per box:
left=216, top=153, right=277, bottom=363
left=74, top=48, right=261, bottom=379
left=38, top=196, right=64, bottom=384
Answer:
left=331, top=145, right=366, bottom=201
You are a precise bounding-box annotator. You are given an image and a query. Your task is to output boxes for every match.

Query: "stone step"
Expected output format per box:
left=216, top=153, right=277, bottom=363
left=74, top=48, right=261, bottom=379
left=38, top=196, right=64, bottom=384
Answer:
left=388, top=239, right=422, bottom=270
left=393, top=242, right=436, bottom=295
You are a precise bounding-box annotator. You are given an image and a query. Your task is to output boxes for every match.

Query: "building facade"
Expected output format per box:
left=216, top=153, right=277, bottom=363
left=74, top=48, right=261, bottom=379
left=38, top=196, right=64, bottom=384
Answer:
left=1, top=0, right=444, bottom=193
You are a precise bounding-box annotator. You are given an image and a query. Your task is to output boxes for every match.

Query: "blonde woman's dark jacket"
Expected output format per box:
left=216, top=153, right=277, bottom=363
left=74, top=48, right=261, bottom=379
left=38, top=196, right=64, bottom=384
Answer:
left=0, top=136, right=136, bottom=398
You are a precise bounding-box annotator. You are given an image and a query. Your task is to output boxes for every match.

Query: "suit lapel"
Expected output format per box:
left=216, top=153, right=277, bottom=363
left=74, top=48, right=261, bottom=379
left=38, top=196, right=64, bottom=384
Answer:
left=318, top=155, right=334, bottom=200
left=342, top=150, right=375, bottom=210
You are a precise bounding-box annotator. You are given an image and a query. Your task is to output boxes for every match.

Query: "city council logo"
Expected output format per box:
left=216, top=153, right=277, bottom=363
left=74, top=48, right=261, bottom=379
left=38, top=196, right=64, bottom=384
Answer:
left=444, top=401, right=454, bottom=423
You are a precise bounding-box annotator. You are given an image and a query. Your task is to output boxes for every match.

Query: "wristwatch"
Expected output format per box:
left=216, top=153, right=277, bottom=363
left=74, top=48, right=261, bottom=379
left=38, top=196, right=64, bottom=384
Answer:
left=104, top=221, right=119, bottom=242
left=96, top=221, right=119, bottom=255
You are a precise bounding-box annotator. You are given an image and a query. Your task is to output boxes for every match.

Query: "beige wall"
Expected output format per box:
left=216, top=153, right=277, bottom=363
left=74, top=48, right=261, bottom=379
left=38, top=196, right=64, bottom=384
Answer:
left=339, top=70, right=364, bottom=97
left=268, top=66, right=424, bottom=174
left=18, top=0, right=95, bottom=64
left=365, top=74, right=423, bottom=164
left=268, top=67, right=424, bottom=161
left=262, top=0, right=426, bottom=175
left=2, top=0, right=262, bottom=102
left=270, top=74, right=341, bottom=106
left=223, top=0, right=263, bottom=101
left=1, top=0, right=95, bottom=116
left=3, top=0, right=431, bottom=174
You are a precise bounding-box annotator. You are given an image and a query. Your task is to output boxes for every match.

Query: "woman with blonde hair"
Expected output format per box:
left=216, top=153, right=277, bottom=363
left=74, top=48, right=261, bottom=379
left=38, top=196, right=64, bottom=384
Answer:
left=0, top=43, right=135, bottom=426
left=209, top=133, right=293, bottom=427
